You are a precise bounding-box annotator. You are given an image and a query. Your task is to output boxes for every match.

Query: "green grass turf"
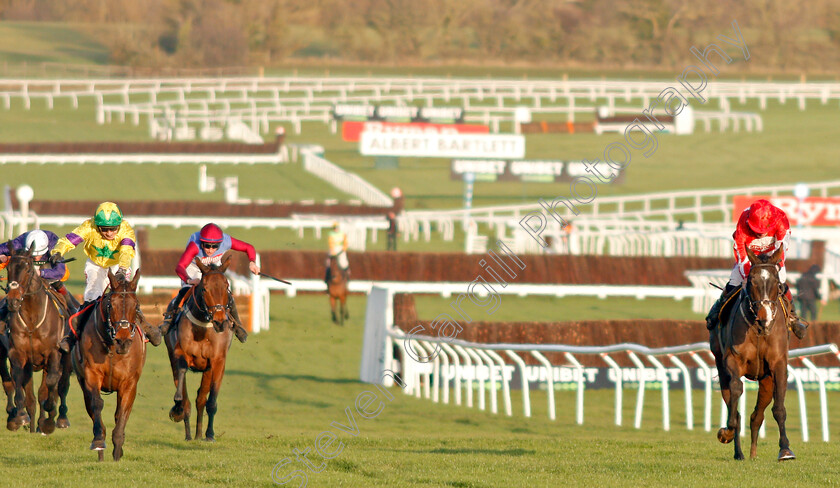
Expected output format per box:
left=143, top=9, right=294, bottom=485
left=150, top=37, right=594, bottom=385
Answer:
left=0, top=22, right=110, bottom=67
left=2, top=294, right=840, bottom=487
left=0, top=59, right=838, bottom=252
left=413, top=294, right=840, bottom=323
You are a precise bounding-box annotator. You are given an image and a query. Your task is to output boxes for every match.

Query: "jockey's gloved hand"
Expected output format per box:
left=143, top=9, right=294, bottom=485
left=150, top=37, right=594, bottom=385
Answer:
left=116, top=267, right=129, bottom=281
left=48, top=253, right=62, bottom=266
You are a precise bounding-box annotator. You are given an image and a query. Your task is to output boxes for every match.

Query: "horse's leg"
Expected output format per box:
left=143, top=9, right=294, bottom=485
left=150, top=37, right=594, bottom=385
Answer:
left=204, top=365, right=225, bottom=441
left=749, top=375, right=774, bottom=459
left=194, top=369, right=213, bottom=441
left=89, top=387, right=107, bottom=456
left=719, top=361, right=745, bottom=460
left=772, top=361, right=795, bottom=461
left=112, top=383, right=137, bottom=461
left=342, top=291, right=349, bottom=320
left=168, top=353, right=193, bottom=441
left=38, top=350, right=62, bottom=435
left=1, top=370, right=13, bottom=428
left=8, top=359, right=28, bottom=430
left=168, top=352, right=188, bottom=422
left=330, top=295, right=337, bottom=323
left=56, top=351, right=71, bottom=429
left=36, top=370, right=48, bottom=434
left=0, top=348, right=15, bottom=426
left=22, top=363, right=37, bottom=433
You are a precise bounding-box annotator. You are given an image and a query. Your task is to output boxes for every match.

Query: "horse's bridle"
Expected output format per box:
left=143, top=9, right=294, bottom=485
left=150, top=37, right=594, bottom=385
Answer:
left=5, top=254, right=46, bottom=310
left=190, top=270, right=230, bottom=324
left=98, top=289, right=138, bottom=342
left=743, top=262, right=784, bottom=334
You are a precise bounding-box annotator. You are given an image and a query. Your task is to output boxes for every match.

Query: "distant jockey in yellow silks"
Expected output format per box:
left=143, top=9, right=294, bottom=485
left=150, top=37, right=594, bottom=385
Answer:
left=324, top=221, right=349, bottom=283
left=50, top=202, right=162, bottom=352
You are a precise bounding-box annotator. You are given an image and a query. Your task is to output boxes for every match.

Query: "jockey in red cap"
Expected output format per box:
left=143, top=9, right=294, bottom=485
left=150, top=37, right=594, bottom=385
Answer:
left=159, top=223, right=260, bottom=343
left=705, top=199, right=808, bottom=339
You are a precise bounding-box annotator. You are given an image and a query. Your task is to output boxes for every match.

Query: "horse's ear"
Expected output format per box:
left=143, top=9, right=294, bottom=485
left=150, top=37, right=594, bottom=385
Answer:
left=129, top=268, right=141, bottom=290
left=26, top=241, right=35, bottom=256
left=771, top=245, right=784, bottom=265
left=8, top=240, right=15, bottom=253
left=194, top=256, right=209, bottom=274
left=107, top=269, right=119, bottom=290
left=746, top=247, right=758, bottom=265
left=219, top=255, right=232, bottom=273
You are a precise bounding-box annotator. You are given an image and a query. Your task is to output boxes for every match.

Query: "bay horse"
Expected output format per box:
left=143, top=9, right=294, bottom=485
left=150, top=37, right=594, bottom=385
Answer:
left=710, top=246, right=794, bottom=461
left=72, top=270, right=145, bottom=461
left=165, top=256, right=234, bottom=441
left=4, top=242, right=72, bottom=434
left=327, top=255, right=349, bottom=325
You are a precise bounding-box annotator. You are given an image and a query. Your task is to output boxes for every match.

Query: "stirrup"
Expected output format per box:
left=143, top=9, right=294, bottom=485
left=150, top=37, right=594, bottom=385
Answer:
left=59, top=335, right=75, bottom=353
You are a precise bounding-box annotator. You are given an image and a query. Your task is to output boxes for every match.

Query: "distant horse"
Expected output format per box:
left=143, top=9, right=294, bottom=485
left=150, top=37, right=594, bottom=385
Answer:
left=327, top=256, right=349, bottom=325
left=165, top=256, right=234, bottom=441
left=72, top=270, right=145, bottom=461
left=4, top=242, right=72, bottom=434
left=710, top=247, right=794, bottom=461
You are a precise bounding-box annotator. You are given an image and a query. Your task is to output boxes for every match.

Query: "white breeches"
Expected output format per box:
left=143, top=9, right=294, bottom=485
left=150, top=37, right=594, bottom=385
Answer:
left=728, top=262, right=786, bottom=287
left=326, top=251, right=349, bottom=270
left=84, top=259, right=129, bottom=302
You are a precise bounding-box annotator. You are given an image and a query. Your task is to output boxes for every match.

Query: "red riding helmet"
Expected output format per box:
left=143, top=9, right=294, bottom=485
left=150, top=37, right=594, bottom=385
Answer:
left=199, top=223, right=224, bottom=243
left=746, top=199, right=778, bottom=235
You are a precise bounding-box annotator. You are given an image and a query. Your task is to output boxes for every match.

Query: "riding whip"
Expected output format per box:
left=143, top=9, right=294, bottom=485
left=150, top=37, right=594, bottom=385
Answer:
left=259, top=272, right=292, bottom=285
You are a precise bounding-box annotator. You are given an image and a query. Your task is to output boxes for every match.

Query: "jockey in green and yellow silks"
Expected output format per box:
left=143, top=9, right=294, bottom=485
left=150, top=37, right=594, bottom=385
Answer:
left=51, top=202, right=161, bottom=351
left=324, top=221, right=349, bottom=283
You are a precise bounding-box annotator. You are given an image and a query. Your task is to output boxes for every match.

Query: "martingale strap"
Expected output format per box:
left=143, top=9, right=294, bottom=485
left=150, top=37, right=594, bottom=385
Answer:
left=185, top=307, right=214, bottom=328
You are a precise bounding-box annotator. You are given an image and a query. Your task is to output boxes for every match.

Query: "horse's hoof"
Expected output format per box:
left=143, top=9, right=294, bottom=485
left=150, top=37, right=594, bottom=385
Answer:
left=39, top=418, right=56, bottom=435
left=90, top=439, right=106, bottom=451
left=169, top=406, right=185, bottom=423
left=778, top=448, right=796, bottom=461
left=56, top=417, right=70, bottom=429
left=203, top=436, right=215, bottom=442
left=717, top=428, right=734, bottom=444
left=734, top=453, right=745, bottom=461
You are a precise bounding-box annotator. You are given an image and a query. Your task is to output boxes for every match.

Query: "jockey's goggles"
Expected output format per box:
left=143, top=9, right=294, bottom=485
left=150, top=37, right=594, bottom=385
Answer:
left=98, top=225, right=120, bottom=233
left=201, top=242, right=220, bottom=249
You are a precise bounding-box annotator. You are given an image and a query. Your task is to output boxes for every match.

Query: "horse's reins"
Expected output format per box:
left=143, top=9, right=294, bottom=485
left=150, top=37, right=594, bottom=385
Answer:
left=185, top=270, right=230, bottom=328
left=91, top=286, right=139, bottom=393
left=741, top=262, right=784, bottom=379
left=5, top=255, right=58, bottom=363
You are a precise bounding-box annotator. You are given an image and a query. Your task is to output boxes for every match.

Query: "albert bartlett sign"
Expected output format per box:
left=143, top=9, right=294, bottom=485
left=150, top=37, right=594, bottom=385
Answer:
left=359, top=132, right=525, bottom=159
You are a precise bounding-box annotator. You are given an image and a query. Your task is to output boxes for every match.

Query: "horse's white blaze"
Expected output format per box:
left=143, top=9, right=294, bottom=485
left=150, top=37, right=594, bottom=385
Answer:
left=763, top=303, right=774, bottom=321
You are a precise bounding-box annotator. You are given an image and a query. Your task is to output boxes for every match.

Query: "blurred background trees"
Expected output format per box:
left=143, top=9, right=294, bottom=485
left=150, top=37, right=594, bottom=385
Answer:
left=1, top=0, right=838, bottom=72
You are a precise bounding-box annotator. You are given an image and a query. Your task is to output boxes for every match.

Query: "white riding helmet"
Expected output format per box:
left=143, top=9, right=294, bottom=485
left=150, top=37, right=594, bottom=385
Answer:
left=24, top=229, right=50, bottom=256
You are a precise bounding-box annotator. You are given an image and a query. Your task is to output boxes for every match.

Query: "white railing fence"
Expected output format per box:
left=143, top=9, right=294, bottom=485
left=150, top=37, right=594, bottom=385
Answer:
left=362, top=282, right=839, bottom=443
left=300, top=148, right=392, bottom=207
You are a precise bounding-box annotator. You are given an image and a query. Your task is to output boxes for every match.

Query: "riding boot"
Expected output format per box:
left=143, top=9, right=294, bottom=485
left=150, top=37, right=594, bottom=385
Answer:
left=324, top=267, right=330, bottom=285
left=227, top=296, right=248, bottom=343
left=782, top=285, right=809, bottom=340
left=59, top=300, right=95, bottom=353
left=160, top=286, right=190, bottom=336
left=706, top=284, right=739, bottom=331
left=135, top=305, right=162, bottom=346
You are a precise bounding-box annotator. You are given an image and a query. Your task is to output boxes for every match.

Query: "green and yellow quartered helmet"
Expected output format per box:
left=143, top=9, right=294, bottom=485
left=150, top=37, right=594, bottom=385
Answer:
left=94, top=202, right=123, bottom=227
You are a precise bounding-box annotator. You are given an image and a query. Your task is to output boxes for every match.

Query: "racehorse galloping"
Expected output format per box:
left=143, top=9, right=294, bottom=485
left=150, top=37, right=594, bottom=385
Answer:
left=165, top=257, right=234, bottom=441
left=327, top=256, right=349, bottom=325
left=4, top=242, right=71, bottom=434
left=72, top=270, right=145, bottom=461
left=710, top=247, right=794, bottom=461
